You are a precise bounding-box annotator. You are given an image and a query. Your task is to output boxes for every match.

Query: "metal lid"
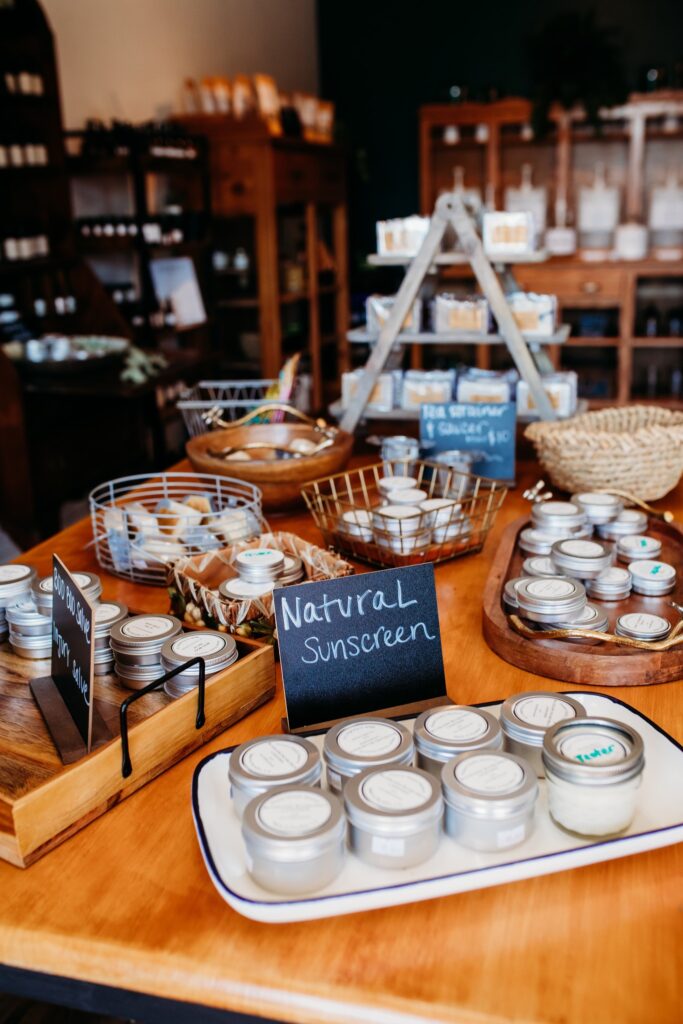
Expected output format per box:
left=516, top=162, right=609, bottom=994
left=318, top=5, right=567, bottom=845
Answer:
left=515, top=577, right=586, bottom=616
left=628, top=560, right=677, bottom=594
left=93, top=601, right=128, bottom=634
left=542, top=716, right=644, bottom=785
left=550, top=602, right=609, bottom=632
left=532, top=501, right=587, bottom=531
left=280, top=554, right=304, bottom=584
left=571, top=492, right=623, bottom=523
left=5, top=598, right=51, bottom=629
left=518, top=528, right=560, bottom=555
left=616, top=535, right=662, bottom=562
left=384, top=488, right=428, bottom=506
left=586, top=566, right=632, bottom=593
left=0, top=564, right=35, bottom=604
left=160, top=630, right=237, bottom=672
left=323, top=717, right=414, bottom=779
left=414, top=706, right=502, bottom=761
left=441, top=751, right=538, bottom=817
left=615, top=611, right=671, bottom=641
left=230, top=735, right=321, bottom=793
left=219, top=577, right=274, bottom=600
left=550, top=538, right=613, bottom=574
left=242, top=786, right=345, bottom=859
left=597, top=509, right=648, bottom=539
left=235, top=548, right=284, bottom=582
left=500, top=691, right=586, bottom=747
left=522, top=556, right=561, bottom=578
left=36, top=570, right=102, bottom=602
left=344, top=765, right=443, bottom=834
left=503, top=576, right=528, bottom=609
left=110, top=614, right=181, bottom=652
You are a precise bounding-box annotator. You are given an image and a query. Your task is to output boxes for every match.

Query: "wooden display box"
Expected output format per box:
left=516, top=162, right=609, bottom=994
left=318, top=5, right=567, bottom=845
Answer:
left=0, top=640, right=274, bottom=868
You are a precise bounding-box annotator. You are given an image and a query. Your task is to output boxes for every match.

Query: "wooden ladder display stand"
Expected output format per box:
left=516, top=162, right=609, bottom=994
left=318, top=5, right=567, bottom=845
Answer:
left=339, top=192, right=557, bottom=433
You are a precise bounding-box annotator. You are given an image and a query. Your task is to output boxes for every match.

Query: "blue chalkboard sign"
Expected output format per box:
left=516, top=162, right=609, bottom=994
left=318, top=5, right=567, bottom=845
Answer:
left=420, top=401, right=517, bottom=483
left=274, top=564, right=447, bottom=730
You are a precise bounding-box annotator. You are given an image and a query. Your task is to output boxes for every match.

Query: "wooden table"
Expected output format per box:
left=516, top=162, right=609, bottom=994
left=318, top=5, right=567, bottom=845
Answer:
left=0, top=458, right=681, bottom=1024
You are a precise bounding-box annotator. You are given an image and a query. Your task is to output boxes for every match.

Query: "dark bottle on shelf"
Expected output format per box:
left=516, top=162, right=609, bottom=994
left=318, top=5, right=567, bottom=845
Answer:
left=667, top=305, right=683, bottom=337
left=640, top=303, right=661, bottom=338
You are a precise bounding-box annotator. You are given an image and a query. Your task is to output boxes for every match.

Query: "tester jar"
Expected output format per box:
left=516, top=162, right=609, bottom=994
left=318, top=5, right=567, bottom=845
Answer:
left=344, top=765, right=443, bottom=869
left=441, top=751, right=538, bottom=851
left=550, top=538, right=613, bottom=579
left=414, top=706, right=502, bottom=777
left=500, top=691, right=587, bottom=776
left=241, top=786, right=345, bottom=895
left=628, top=559, right=677, bottom=596
left=616, top=535, right=662, bottom=563
left=542, top=716, right=645, bottom=837
left=235, top=548, right=284, bottom=584
left=229, top=735, right=322, bottom=818
left=323, top=717, right=414, bottom=793
left=515, top=577, right=587, bottom=624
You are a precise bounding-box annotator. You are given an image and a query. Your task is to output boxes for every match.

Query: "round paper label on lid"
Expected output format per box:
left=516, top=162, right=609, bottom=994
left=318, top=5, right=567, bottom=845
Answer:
left=170, top=633, right=226, bottom=658
left=257, top=790, right=331, bottom=836
left=618, top=612, right=670, bottom=634
left=629, top=560, right=675, bottom=580
left=526, top=578, right=576, bottom=599
left=514, top=695, right=578, bottom=728
left=559, top=539, right=605, bottom=558
left=360, top=769, right=432, bottom=812
left=618, top=510, right=645, bottom=523
left=221, top=578, right=273, bottom=599
left=558, top=730, right=629, bottom=766
left=425, top=708, right=488, bottom=742
left=121, top=616, right=173, bottom=639
left=237, top=549, right=283, bottom=567
left=578, top=492, right=618, bottom=505
left=241, top=738, right=308, bottom=777
left=337, top=721, right=402, bottom=757
left=95, top=602, right=124, bottom=623
left=0, top=565, right=31, bottom=583
left=539, top=502, right=578, bottom=517
left=455, top=754, right=524, bottom=793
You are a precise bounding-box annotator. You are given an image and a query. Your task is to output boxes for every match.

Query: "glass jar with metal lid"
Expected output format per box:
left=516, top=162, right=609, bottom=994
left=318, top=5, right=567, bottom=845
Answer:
left=615, top=535, right=662, bottom=563
left=241, top=786, right=345, bottom=895
left=532, top=500, right=587, bottom=534
left=542, top=716, right=644, bottom=836
left=0, top=564, right=35, bottom=609
left=344, top=765, right=443, bottom=869
left=615, top=612, right=671, bottom=641
left=571, top=492, right=623, bottom=524
left=5, top=598, right=51, bottom=637
left=550, top=538, right=613, bottom=579
left=549, top=602, right=609, bottom=643
left=235, top=548, right=285, bottom=584
left=585, top=566, right=632, bottom=602
left=503, top=576, right=529, bottom=611
left=339, top=510, right=373, bottom=542
left=219, top=577, right=275, bottom=601
left=161, top=630, right=238, bottom=698
left=110, top=614, right=182, bottom=667
left=441, top=751, right=538, bottom=851
left=522, top=556, right=561, bottom=578
left=500, top=691, right=587, bottom=776
left=518, top=528, right=563, bottom=556
left=628, top=559, right=677, bottom=596
left=229, top=734, right=321, bottom=818
left=515, top=577, right=586, bottom=624
left=597, top=509, right=648, bottom=540
left=323, top=717, right=414, bottom=794
left=414, top=706, right=502, bottom=777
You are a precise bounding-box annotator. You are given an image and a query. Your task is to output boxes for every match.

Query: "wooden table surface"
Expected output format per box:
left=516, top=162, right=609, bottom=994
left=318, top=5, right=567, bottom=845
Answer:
left=1, top=458, right=682, bottom=1024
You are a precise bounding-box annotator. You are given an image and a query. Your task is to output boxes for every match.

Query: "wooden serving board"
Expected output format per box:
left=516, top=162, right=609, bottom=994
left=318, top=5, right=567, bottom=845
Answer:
left=482, top=514, right=683, bottom=686
left=0, top=640, right=275, bottom=867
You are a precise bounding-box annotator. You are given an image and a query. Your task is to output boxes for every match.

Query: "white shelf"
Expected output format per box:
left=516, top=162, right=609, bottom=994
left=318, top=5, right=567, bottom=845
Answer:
left=347, top=324, right=570, bottom=346
left=367, top=249, right=548, bottom=267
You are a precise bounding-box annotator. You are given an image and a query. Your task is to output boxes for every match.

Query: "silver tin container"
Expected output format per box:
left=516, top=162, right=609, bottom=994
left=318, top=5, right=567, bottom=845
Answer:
left=522, top=556, right=561, bottom=578
left=597, top=509, right=648, bottom=539
left=93, top=657, right=115, bottom=676
left=550, top=538, right=613, bottom=579
left=344, top=765, right=443, bottom=869
left=229, top=735, right=322, bottom=819
left=500, top=691, right=587, bottom=776
left=339, top=510, right=373, bottom=542
left=571, top=492, right=623, bottom=524
left=161, top=630, right=238, bottom=696
left=93, top=601, right=128, bottom=651
left=376, top=530, right=432, bottom=555
left=503, top=576, right=529, bottom=611
left=532, top=500, right=587, bottom=533
left=549, top=602, right=609, bottom=643
left=8, top=630, right=51, bottom=660
left=241, top=786, right=345, bottom=895
left=515, top=577, right=587, bottom=624
left=441, top=751, right=538, bottom=851
left=5, top=598, right=51, bottom=637
left=0, top=564, right=36, bottom=609
left=615, top=612, right=671, bottom=641
left=323, top=717, right=414, bottom=793
left=616, top=535, right=662, bottom=563
left=414, top=706, right=503, bottom=777
left=219, top=577, right=274, bottom=601
left=235, top=548, right=285, bottom=583
left=280, top=554, right=305, bottom=585
left=372, top=505, right=423, bottom=536
left=518, top=528, right=562, bottom=556
left=114, top=661, right=165, bottom=690
left=628, top=559, right=677, bottom=595
left=33, top=571, right=103, bottom=614
left=432, top=518, right=471, bottom=544
left=110, top=614, right=181, bottom=662
left=585, top=567, right=632, bottom=601
left=542, top=716, right=644, bottom=837
left=419, top=498, right=461, bottom=528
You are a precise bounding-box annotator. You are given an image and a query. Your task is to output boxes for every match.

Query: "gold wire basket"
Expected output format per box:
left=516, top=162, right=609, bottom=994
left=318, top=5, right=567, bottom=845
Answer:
left=302, top=460, right=508, bottom=569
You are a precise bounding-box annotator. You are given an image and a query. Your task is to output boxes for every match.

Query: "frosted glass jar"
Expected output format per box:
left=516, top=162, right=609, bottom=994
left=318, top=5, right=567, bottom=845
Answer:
left=542, top=717, right=644, bottom=837
left=241, top=786, right=345, bottom=894
left=414, top=706, right=502, bottom=777
left=229, top=735, right=322, bottom=819
left=344, top=765, right=443, bottom=868
left=441, top=751, right=538, bottom=851
left=500, top=691, right=586, bottom=776
left=323, top=717, right=414, bottom=793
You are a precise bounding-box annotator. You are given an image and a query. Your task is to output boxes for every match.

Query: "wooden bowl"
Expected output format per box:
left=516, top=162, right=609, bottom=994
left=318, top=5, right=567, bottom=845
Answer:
left=186, top=423, right=354, bottom=509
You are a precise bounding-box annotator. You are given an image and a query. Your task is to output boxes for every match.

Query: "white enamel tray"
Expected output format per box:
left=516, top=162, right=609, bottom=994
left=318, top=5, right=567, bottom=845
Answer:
left=192, top=692, right=683, bottom=922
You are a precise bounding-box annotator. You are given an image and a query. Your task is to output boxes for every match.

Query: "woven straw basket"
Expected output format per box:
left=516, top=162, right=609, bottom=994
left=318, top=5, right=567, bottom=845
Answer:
left=525, top=405, right=683, bottom=501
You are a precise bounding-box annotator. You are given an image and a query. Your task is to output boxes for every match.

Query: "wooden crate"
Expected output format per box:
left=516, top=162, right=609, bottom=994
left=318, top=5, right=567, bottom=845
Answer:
left=0, top=640, right=274, bottom=867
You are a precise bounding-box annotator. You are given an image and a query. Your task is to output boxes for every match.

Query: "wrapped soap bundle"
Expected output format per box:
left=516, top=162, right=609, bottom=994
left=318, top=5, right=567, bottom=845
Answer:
left=456, top=367, right=516, bottom=404
left=366, top=294, right=422, bottom=334
left=505, top=291, right=557, bottom=338
left=400, top=369, right=455, bottom=409
left=433, top=294, right=489, bottom=335
left=341, top=368, right=401, bottom=413
left=517, top=372, right=577, bottom=419
left=376, top=215, right=431, bottom=256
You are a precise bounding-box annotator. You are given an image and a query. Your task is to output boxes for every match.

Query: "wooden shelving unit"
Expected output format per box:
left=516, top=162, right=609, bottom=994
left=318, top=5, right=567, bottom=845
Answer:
left=176, top=114, right=349, bottom=409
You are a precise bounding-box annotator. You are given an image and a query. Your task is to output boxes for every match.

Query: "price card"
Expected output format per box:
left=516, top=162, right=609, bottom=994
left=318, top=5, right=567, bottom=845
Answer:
left=51, top=555, right=95, bottom=748
left=421, top=401, right=517, bottom=483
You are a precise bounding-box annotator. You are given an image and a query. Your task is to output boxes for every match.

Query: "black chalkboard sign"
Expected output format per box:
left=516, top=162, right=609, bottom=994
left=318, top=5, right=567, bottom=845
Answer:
left=420, top=401, right=517, bottom=483
left=274, top=564, right=447, bottom=730
left=51, top=555, right=95, bottom=748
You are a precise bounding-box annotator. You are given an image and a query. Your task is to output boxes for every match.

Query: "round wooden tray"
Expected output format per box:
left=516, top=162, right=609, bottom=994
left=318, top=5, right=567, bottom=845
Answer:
left=482, top=514, right=683, bottom=686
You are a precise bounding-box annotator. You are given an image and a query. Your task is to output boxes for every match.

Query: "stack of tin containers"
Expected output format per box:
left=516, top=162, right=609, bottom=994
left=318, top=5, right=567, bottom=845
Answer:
left=109, top=614, right=182, bottom=689
left=0, top=564, right=35, bottom=645
left=219, top=548, right=305, bottom=602
left=160, top=630, right=238, bottom=698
